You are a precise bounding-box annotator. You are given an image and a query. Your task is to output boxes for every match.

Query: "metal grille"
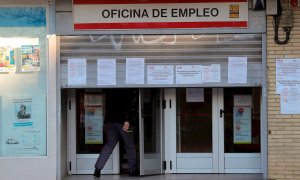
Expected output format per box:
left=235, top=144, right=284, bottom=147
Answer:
left=60, top=34, right=262, bottom=88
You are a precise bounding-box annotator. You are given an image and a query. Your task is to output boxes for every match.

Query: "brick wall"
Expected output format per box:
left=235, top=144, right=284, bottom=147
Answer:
left=267, top=0, right=300, bottom=179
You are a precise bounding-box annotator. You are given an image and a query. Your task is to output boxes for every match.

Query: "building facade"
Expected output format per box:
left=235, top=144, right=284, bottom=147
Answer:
left=0, top=0, right=298, bottom=180
left=267, top=0, right=300, bottom=179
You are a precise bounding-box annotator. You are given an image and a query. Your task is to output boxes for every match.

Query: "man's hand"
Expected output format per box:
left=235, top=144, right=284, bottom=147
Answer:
left=123, top=121, right=130, bottom=132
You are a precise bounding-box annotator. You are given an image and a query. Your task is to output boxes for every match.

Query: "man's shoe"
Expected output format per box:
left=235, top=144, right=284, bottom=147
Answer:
left=129, top=169, right=140, bottom=176
left=93, top=169, right=101, bottom=177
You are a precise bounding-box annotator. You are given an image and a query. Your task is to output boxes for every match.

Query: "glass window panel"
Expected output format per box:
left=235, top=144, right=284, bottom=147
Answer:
left=224, top=87, right=261, bottom=153
left=142, top=89, right=160, bottom=154
left=176, top=88, right=212, bottom=153
left=76, top=90, right=105, bottom=154
left=0, top=7, right=47, bottom=157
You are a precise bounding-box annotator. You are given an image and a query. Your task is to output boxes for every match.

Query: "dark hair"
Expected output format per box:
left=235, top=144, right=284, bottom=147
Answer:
left=20, top=104, right=26, bottom=110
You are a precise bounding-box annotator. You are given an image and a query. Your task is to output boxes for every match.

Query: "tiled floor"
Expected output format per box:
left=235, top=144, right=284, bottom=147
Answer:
left=63, top=174, right=265, bottom=180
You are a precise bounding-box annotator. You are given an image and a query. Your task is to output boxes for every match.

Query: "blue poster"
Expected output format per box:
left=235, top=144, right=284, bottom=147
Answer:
left=1, top=95, right=46, bottom=156
left=233, top=106, right=252, bottom=144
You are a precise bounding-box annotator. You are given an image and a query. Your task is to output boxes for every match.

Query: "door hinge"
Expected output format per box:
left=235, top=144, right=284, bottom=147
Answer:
left=69, top=100, right=71, bottom=110
left=170, top=161, right=172, bottom=170
left=163, top=161, right=167, bottom=170
left=162, top=100, right=166, bottom=109
left=69, top=161, right=72, bottom=171
left=169, top=99, right=172, bottom=108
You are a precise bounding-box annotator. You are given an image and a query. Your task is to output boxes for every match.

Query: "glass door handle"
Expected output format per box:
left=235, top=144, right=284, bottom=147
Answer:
left=220, top=109, right=225, bottom=118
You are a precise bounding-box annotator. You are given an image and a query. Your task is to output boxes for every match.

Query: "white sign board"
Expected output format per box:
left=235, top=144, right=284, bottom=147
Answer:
left=73, top=0, right=248, bottom=30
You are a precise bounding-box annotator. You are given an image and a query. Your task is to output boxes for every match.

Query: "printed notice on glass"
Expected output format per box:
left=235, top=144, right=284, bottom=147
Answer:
left=186, top=88, right=204, bottom=102
left=276, top=59, right=300, bottom=94
left=0, top=46, right=15, bottom=73
left=84, top=94, right=104, bottom=144
left=234, top=95, right=252, bottom=107
left=176, top=65, right=202, bottom=84
left=280, top=86, right=300, bottom=114
left=1, top=95, right=46, bottom=156
left=228, top=57, right=247, bottom=83
left=85, top=107, right=104, bottom=144
left=202, top=64, right=221, bottom=83
left=233, top=106, right=252, bottom=144
left=21, top=45, right=40, bottom=72
left=97, top=59, right=116, bottom=85
left=126, top=58, right=145, bottom=84
left=84, top=94, right=103, bottom=107
left=68, top=59, right=86, bottom=86
left=147, top=65, right=174, bottom=84
left=0, top=37, right=40, bottom=73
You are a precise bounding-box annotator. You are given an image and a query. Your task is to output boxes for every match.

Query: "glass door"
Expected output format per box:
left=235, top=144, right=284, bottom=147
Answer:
left=174, top=88, right=216, bottom=173
left=222, top=87, right=262, bottom=173
left=67, top=89, right=119, bottom=174
left=165, top=87, right=262, bottom=173
left=139, top=89, right=163, bottom=175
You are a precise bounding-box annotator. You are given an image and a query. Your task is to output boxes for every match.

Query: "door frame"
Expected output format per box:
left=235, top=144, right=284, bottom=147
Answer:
left=214, top=88, right=224, bottom=173
left=139, top=88, right=163, bottom=176
left=164, top=88, right=220, bottom=173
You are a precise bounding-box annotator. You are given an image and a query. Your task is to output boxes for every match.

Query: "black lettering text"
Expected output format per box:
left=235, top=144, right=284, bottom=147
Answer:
left=211, top=8, right=219, bottom=17
left=102, top=9, right=110, bottom=18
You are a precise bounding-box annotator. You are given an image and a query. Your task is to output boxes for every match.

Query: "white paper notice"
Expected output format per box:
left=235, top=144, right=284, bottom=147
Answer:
left=68, top=59, right=86, bottom=85
left=234, top=95, right=252, bottom=107
left=280, top=86, right=300, bottom=114
left=176, top=65, right=202, bottom=84
left=126, top=58, right=145, bottom=84
left=276, top=59, right=300, bottom=94
left=97, top=59, right=116, bottom=85
left=228, top=57, right=247, bottom=83
left=211, top=64, right=221, bottom=82
left=147, top=65, right=174, bottom=84
left=186, top=88, right=204, bottom=102
left=202, top=64, right=221, bottom=83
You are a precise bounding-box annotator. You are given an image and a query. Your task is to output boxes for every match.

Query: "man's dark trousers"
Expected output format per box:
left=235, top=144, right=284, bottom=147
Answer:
left=94, top=122, right=137, bottom=173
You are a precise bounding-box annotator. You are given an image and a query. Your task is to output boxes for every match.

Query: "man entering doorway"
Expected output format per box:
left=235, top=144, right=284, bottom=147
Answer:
left=94, top=89, right=139, bottom=177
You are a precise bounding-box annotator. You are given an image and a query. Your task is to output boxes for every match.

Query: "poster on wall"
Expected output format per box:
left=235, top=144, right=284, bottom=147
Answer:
left=97, top=59, right=116, bottom=85
left=147, top=65, right=174, bottom=84
left=280, top=86, right=300, bottom=114
left=0, top=37, right=39, bottom=73
left=0, top=47, right=15, bottom=72
left=228, top=57, right=247, bottom=84
left=84, top=94, right=104, bottom=144
left=21, top=45, right=40, bottom=72
left=68, top=58, right=87, bottom=86
left=233, top=106, right=252, bottom=144
left=126, top=58, right=145, bottom=84
left=202, top=64, right=221, bottom=83
left=175, top=65, right=202, bottom=84
left=276, top=59, right=300, bottom=94
left=1, top=95, right=46, bottom=156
